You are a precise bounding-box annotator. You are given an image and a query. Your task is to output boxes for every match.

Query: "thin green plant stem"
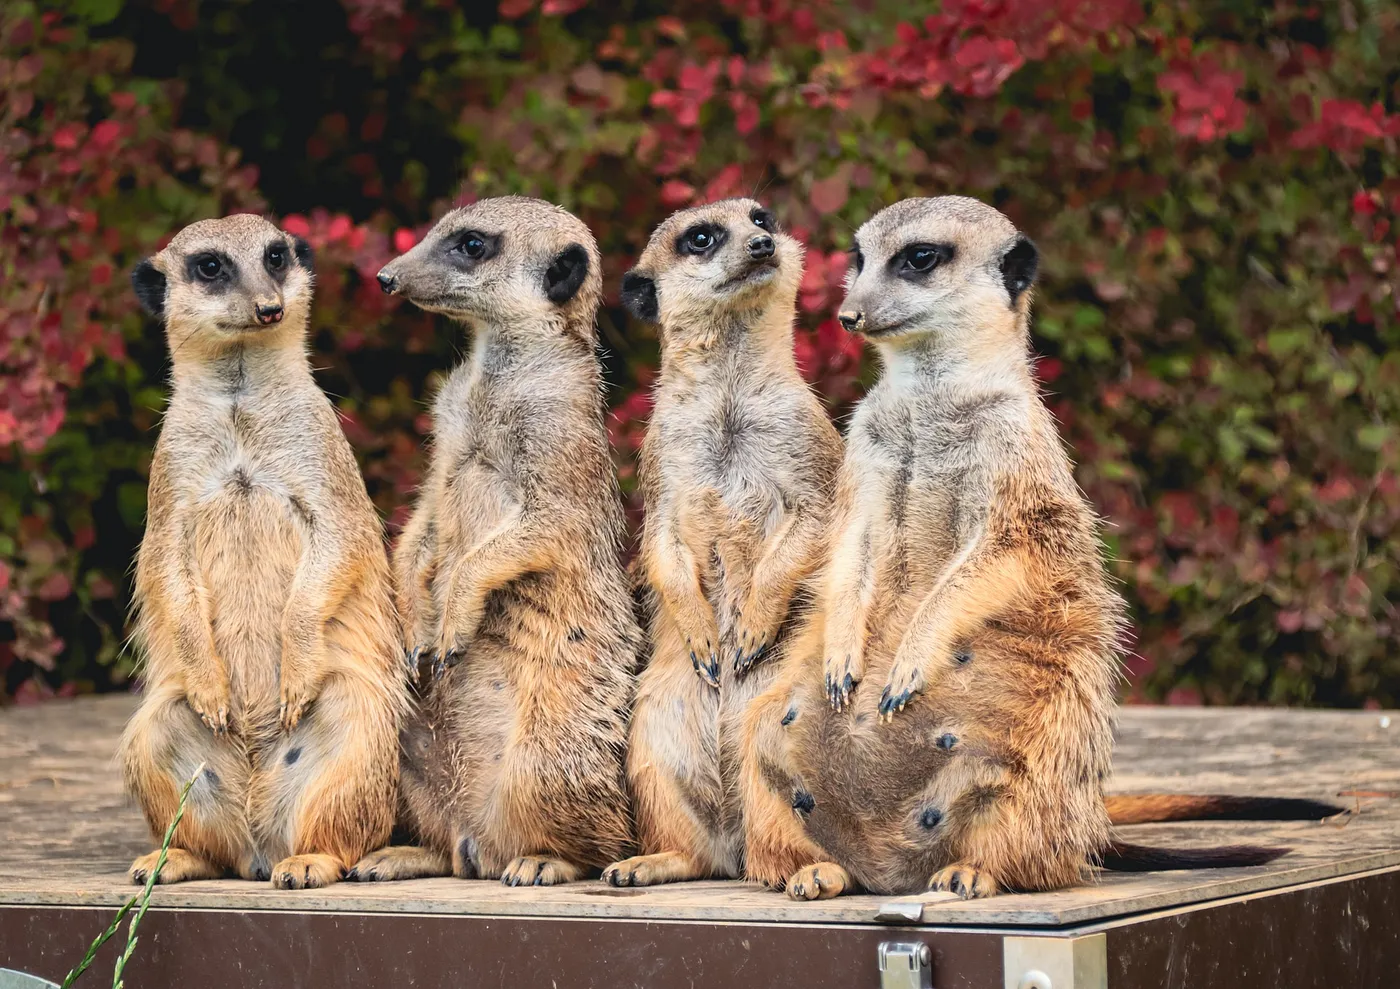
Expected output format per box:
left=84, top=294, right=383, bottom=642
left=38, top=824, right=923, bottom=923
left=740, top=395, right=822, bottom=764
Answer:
left=57, top=762, right=206, bottom=989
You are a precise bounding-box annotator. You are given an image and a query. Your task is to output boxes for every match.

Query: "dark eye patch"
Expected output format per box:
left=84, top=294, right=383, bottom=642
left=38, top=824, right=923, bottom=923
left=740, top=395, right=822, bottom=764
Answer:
left=892, top=242, right=955, bottom=277
left=186, top=251, right=235, bottom=290
left=675, top=223, right=726, bottom=256
left=750, top=208, right=778, bottom=233
left=850, top=244, right=864, bottom=274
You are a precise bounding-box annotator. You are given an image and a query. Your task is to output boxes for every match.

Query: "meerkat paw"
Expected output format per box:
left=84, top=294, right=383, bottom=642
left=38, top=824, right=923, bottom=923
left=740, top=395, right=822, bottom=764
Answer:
left=130, top=848, right=224, bottom=886
left=878, top=656, right=929, bottom=721
left=823, top=645, right=865, bottom=711
left=785, top=862, right=851, bottom=900
left=732, top=598, right=783, bottom=677
left=348, top=845, right=451, bottom=882
left=185, top=678, right=231, bottom=735
left=500, top=856, right=582, bottom=887
left=600, top=852, right=699, bottom=887
left=278, top=668, right=318, bottom=733
left=930, top=863, right=997, bottom=899
left=681, top=627, right=721, bottom=688
left=271, top=853, right=344, bottom=890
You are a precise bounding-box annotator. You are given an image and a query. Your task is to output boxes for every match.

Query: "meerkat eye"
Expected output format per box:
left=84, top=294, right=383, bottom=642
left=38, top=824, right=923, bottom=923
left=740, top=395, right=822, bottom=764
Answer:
left=194, top=255, right=223, bottom=281
left=851, top=247, right=864, bottom=274
left=896, top=243, right=955, bottom=275
left=454, top=232, right=489, bottom=259
left=678, top=224, right=722, bottom=256
left=265, top=244, right=286, bottom=272
left=751, top=209, right=775, bottom=232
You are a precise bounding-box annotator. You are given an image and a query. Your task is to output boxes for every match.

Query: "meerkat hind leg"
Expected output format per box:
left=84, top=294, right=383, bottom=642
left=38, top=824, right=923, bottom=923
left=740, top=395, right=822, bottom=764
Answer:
left=129, top=847, right=225, bottom=886
left=349, top=845, right=451, bottom=882
left=930, top=862, right=998, bottom=899
left=270, top=852, right=344, bottom=890
left=785, top=862, right=853, bottom=901
left=501, top=856, right=584, bottom=887
left=601, top=851, right=705, bottom=888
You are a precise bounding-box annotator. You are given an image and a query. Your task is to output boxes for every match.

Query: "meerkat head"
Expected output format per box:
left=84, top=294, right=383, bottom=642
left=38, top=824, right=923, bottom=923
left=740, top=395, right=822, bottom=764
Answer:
left=620, top=198, right=801, bottom=346
left=375, top=196, right=601, bottom=340
left=131, top=214, right=315, bottom=349
left=838, top=196, right=1038, bottom=357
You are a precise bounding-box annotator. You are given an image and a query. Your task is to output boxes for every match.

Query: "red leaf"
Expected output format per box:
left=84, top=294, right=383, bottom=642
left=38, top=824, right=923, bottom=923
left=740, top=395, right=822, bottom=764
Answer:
left=659, top=179, right=696, bottom=207
left=89, top=120, right=121, bottom=150
left=51, top=123, right=83, bottom=150
left=809, top=166, right=850, bottom=213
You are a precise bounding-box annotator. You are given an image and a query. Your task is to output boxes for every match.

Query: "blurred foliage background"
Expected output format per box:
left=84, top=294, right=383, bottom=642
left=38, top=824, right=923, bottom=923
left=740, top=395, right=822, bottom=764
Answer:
left=1, top=0, right=1397, bottom=706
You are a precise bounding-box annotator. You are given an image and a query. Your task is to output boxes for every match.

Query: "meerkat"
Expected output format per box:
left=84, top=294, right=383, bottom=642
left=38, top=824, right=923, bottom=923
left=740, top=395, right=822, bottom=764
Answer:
left=118, top=214, right=405, bottom=890
left=599, top=199, right=843, bottom=888
left=746, top=197, right=1316, bottom=900
left=347, top=197, right=637, bottom=887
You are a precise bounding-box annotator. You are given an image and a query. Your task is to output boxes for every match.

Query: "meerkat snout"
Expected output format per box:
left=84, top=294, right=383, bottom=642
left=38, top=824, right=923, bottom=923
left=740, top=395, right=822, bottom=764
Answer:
left=746, top=233, right=775, bottom=260
left=837, top=310, right=863, bottom=333
left=376, top=271, right=398, bottom=295
left=254, top=302, right=284, bottom=325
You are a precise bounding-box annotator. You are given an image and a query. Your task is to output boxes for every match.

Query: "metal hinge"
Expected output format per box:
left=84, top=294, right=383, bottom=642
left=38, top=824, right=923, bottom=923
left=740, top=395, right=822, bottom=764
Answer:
left=878, top=941, right=932, bottom=989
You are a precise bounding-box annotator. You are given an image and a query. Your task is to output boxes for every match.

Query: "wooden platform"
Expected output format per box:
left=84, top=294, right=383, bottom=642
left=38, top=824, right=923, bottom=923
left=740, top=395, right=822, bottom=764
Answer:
left=1, top=697, right=1397, bottom=988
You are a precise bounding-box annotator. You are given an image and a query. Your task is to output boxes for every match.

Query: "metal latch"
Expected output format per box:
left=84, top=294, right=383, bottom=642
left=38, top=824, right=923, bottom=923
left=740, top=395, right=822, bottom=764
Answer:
left=878, top=941, right=932, bottom=989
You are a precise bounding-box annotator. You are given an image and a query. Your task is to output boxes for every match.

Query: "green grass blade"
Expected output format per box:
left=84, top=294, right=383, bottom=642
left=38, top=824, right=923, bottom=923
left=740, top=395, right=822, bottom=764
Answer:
left=110, top=762, right=205, bottom=989
left=56, top=762, right=205, bottom=989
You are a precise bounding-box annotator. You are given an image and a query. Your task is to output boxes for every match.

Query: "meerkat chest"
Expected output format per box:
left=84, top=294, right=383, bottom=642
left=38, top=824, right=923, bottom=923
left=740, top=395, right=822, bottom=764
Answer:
left=657, top=380, right=804, bottom=507
left=164, top=390, right=329, bottom=517
left=850, top=397, right=994, bottom=567
left=430, top=371, right=542, bottom=491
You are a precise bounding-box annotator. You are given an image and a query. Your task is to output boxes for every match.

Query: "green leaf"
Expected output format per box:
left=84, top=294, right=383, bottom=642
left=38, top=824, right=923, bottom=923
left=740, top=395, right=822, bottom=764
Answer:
left=70, top=0, right=123, bottom=24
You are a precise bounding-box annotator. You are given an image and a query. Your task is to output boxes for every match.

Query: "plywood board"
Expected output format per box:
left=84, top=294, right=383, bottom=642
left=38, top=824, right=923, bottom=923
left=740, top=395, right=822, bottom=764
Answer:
left=1, top=697, right=1395, bottom=927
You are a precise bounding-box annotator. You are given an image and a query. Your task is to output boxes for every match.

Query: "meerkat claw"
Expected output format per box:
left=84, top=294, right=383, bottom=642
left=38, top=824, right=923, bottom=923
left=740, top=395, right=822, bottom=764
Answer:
left=688, top=640, right=720, bottom=687
left=734, top=641, right=768, bottom=676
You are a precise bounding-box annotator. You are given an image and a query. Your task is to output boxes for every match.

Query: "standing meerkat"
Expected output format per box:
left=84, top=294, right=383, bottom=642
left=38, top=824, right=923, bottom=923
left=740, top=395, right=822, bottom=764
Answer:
left=747, top=196, right=1123, bottom=900
left=749, top=198, right=1300, bottom=900
left=119, top=214, right=405, bottom=890
left=349, top=197, right=638, bottom=887
left=601, top=199, right=842, bottom=888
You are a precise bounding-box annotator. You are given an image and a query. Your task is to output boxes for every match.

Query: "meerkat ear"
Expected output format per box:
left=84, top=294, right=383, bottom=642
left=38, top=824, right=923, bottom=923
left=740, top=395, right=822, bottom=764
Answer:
left=620, top=270, right=658, bottom=323
left=544, top=243, right=589, bottom=305
left=1001, top=236, right=1039, bottom=305
left=131, top=259, right=167, bottom=318
left=293, top=236, right=315, bottom=272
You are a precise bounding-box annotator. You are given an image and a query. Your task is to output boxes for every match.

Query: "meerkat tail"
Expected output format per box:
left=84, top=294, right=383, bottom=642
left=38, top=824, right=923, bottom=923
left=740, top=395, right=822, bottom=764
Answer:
left=1100, top=840, right=1291, bottom=872
left=1105, top=794, right=1343, bottom=825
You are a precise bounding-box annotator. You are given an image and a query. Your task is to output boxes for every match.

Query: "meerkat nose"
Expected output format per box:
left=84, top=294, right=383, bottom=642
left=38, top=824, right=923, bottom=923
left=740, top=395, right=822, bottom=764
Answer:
left=255, top=302, right=284, bottom=325
left=838, top=310, right=863, bottom=333
left=376, top=272, right=398, bottom=294
left=746, top=234, right=775, bottom=260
